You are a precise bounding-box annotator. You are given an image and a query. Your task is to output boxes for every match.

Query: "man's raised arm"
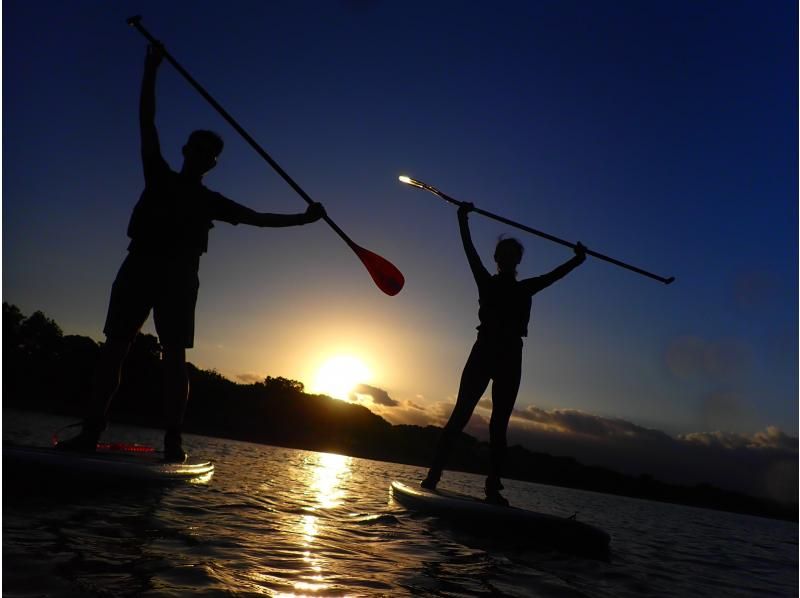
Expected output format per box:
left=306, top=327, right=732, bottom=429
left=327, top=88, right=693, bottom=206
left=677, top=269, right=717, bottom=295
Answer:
left=140, top=44, right=166, bottom=180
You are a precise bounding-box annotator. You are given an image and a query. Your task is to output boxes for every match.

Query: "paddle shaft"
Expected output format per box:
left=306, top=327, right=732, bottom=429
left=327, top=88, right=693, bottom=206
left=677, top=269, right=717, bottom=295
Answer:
left=126, top=16, right=359, bottom=251
left=406, top=178, right=675, bottom=285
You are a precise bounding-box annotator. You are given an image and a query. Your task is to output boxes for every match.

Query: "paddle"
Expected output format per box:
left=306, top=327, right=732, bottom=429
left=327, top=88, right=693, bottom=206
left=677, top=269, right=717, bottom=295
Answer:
left=126, top=16, right=404, bottom=296
left=399, top=176, right=674, bottom=285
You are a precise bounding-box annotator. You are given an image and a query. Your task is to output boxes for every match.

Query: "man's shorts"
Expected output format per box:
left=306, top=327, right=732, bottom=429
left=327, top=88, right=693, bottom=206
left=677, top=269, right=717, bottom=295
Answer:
left=103, top=252, right=200, bottom=349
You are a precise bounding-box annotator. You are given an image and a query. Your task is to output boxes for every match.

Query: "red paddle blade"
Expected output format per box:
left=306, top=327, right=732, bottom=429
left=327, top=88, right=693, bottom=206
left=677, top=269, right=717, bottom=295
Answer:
left=353, top=245, right=405, bottom=296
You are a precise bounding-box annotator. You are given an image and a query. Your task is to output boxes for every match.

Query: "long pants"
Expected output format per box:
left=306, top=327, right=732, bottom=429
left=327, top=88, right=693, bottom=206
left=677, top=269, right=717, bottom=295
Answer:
left=428, top=334, right=523, bottom=486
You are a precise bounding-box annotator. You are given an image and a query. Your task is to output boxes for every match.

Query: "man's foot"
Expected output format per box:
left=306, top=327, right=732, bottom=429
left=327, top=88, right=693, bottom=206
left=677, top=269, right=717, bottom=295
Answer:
left=484, top=490, right=510, bottom=507
left=164, top=430, right=188, bottom=463
left=420, top=470, right=440, bottom=491
left=55, top=424, right=101, bottom=453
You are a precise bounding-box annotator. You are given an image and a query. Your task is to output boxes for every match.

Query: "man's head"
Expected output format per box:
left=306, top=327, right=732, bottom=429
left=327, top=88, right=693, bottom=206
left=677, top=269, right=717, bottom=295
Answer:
left=494, top=237, right=524, bottom=274
left=181, top=130, right=224, bottom=177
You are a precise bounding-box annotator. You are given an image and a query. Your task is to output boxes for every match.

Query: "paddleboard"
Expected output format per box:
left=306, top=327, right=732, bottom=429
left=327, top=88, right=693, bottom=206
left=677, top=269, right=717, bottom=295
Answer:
left=390, top=480, right=610, bottom=554
left=3, top=444, right=214, bottom=483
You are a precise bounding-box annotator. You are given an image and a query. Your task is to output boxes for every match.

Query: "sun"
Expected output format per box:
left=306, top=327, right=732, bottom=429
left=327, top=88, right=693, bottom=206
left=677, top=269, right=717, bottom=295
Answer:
left=311, top=355, right=371, bottom=401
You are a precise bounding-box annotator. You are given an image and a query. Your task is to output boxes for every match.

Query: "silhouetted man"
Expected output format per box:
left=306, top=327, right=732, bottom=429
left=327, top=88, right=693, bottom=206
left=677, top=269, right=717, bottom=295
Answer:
left=58, top=44, right=324, bottom=461
left=421, top=202, right=585, bottom=505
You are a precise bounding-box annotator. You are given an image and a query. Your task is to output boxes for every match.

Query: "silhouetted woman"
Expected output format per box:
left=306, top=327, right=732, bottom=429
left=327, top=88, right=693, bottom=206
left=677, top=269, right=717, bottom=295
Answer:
left=422, top=202, right=586, bottom=505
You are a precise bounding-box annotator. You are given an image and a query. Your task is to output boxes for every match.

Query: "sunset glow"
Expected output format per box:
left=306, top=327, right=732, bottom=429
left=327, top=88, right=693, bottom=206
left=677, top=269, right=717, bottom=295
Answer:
left=311, top=355, right=371, bottom=401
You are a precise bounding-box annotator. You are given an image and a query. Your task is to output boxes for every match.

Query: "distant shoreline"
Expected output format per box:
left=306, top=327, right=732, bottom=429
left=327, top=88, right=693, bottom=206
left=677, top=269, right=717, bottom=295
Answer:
left=3, top=302, right=797, bottom=523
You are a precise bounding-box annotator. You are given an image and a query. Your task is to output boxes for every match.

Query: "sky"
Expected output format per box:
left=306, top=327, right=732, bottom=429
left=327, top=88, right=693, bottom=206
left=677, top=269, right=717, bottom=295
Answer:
left=3, top=1, right=797, bottom=500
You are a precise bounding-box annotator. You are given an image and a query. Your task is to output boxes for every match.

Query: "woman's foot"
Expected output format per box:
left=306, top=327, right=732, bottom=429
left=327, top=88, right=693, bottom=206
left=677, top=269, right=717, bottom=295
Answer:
left=484, top=489, right=510, bottom=507
left=485, top=476, right=509, bottom=506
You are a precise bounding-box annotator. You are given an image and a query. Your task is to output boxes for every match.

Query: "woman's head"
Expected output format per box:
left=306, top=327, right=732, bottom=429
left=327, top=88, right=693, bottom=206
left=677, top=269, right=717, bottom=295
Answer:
left=494, top=237, right=524, bottom=274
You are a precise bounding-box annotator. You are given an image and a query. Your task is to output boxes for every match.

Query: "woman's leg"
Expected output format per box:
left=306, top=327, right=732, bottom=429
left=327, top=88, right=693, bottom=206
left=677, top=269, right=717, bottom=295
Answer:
left=423, top=341, right=491, bottom=488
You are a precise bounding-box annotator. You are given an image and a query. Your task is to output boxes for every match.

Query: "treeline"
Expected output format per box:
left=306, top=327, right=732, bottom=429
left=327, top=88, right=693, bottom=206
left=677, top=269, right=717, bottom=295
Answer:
left=3, top=303, right=796, bottom=521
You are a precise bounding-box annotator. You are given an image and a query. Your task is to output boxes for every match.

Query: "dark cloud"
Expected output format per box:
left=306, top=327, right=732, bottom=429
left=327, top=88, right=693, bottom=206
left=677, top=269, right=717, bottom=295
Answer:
left=512, top=406, right=672, bottom=442
left=503, top=406, right=797, bottom=503
left=351, top=383, right=399, bottom=407
left=354, top=395, right=798, bottom=504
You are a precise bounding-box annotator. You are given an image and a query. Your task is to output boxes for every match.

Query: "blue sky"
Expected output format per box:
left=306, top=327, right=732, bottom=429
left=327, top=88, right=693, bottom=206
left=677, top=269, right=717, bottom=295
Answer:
left=3, top=1, right=797, bottom=495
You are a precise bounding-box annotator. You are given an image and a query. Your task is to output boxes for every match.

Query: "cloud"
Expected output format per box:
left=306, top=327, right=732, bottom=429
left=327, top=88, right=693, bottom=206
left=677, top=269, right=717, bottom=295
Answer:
left=354, top=392, right=798, bottom=503
left=500, top=406, right=797, bottom=503
left=370, top=395, right=492, bottom=430
left=350, top=383, right=399, bottom=407
left=431, top=399, right=457, bottom=422
left=236, top=372, right=263, bottom=384
left=370, top=400, right=435, bottom=426
left=512, top=406, right=672, bottom=442
left=679, top=426, right=797, bottom=452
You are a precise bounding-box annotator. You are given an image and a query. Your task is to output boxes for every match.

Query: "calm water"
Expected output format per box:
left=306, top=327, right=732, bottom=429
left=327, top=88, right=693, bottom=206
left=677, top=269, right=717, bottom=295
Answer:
left=3, top=410, right=797, bottom=597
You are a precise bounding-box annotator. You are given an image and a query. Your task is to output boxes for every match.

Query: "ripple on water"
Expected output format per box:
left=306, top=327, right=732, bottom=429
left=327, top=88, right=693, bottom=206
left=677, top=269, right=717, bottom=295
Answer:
left=3, top=411, right=798, bottom=597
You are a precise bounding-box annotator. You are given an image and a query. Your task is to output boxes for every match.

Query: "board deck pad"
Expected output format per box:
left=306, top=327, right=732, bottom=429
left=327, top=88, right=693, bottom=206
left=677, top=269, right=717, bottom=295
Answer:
left=4, top=444, right=214, bottom=483
left=390, top=480, right=610, bottom=554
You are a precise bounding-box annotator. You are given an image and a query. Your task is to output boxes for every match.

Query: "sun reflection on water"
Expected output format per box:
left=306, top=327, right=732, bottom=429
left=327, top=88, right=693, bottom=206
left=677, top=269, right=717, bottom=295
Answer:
left=308, top=452, right=351, bottom=510
left=286, top=452, right=352, bottom=596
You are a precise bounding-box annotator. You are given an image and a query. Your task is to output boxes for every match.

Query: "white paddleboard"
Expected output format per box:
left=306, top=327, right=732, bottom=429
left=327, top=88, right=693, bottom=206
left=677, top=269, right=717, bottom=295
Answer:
left=4, top=444, right=214, bottom=483
left=391, top=480, right=610, bottom=553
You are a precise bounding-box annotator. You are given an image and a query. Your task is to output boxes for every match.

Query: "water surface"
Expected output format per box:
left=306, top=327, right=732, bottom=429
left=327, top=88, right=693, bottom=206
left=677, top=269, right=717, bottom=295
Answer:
left=3, top=410, right=797, bottom=596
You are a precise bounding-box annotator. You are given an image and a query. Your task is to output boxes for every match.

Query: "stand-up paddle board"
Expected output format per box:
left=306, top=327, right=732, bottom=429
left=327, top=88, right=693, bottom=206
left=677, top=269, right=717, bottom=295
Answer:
left=391, top=480, right=610, bottom=555
left=3, top=444, right=214, bottom=483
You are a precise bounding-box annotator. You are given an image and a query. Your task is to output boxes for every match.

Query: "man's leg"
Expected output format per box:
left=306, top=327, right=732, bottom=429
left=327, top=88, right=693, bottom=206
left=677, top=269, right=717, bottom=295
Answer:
left=91, top=336, right=135, bottom=422
left=56, top=335, right=134, bottom=451
left=153, top=255, right=198, bottom=463
left=57, top=253, right=150, bottom=451
left=422, top=341, right=491, bottom=489
left=162, top=345, right=189, bottom=462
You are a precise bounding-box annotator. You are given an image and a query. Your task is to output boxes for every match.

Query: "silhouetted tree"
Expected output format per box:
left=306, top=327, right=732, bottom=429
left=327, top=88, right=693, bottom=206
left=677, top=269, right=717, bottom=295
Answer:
left=3, top=302, right=25, bottom=352
left=19, top=310, right=63, bottom=356
left=263, top=376, right=304, bottom=394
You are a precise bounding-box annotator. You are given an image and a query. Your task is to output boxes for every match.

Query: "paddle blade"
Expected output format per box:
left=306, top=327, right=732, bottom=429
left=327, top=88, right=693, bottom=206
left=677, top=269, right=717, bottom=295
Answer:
left=353, top=245, right=405, bottom=296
